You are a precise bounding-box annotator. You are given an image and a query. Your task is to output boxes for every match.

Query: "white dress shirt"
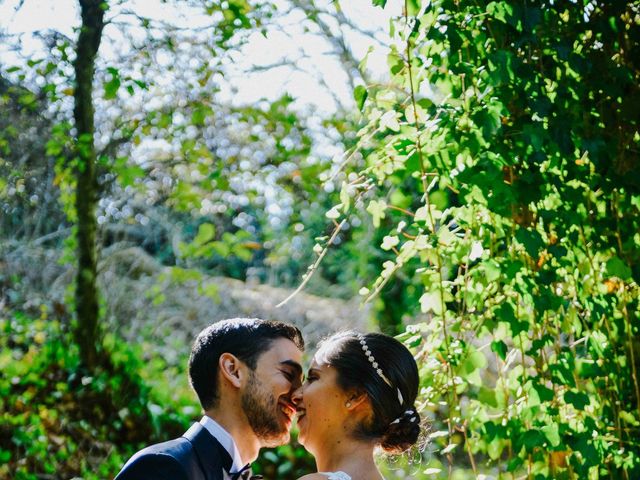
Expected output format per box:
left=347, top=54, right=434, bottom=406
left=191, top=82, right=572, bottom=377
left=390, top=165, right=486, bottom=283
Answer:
left=200, top=416, right=245, bottom=479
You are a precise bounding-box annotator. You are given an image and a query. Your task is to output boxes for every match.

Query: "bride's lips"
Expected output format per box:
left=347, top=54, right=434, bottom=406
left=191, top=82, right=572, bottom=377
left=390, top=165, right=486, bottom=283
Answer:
left=295, top=408, right=306, bottom=422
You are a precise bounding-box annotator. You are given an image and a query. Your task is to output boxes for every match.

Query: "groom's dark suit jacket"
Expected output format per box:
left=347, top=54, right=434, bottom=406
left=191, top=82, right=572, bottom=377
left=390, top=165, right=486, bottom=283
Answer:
left=114, top=422, right=233, bottom=480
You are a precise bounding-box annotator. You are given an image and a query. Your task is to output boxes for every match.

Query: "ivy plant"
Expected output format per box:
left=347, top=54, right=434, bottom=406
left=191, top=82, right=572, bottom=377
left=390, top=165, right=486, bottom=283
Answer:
left=312, top=1, right=640, bottom=478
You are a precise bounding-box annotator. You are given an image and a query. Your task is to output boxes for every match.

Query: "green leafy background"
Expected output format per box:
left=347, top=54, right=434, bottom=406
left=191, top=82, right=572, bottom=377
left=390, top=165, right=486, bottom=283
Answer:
left=1, top=0, right=639, bottom=479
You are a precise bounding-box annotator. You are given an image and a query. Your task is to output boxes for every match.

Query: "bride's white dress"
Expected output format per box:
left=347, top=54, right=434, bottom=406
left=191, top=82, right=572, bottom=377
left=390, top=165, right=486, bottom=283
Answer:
left=319, top=473, right=351, bottom=480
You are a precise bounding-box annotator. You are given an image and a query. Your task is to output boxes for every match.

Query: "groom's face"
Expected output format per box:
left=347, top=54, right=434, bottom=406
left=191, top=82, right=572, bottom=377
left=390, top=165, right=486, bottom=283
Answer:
left=241, top=337, right=303, bottom=447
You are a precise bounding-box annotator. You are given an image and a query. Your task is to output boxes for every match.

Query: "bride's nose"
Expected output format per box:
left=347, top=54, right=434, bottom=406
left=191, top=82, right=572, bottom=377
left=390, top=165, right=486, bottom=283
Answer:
left=291, top=385, right=303, bottom=405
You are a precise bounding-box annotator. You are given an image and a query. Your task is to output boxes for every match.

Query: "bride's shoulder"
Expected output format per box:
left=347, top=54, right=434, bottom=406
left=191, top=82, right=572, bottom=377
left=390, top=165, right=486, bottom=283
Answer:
left=298, top=473, right=352, bottom=480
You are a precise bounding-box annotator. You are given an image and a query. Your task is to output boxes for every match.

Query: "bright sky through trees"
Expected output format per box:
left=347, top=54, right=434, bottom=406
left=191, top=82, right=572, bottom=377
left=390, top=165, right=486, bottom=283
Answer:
left=0, top=0, right=397, bottom=112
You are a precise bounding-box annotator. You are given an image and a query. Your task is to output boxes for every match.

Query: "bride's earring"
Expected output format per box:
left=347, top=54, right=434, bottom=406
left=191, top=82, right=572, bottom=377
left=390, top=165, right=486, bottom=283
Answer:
left=345, top=401, right=352, bottom=408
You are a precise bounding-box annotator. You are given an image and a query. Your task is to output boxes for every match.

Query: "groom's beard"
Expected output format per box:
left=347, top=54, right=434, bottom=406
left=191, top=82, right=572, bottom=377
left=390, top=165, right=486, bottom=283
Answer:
left=241, top=371, right=289, bottom=447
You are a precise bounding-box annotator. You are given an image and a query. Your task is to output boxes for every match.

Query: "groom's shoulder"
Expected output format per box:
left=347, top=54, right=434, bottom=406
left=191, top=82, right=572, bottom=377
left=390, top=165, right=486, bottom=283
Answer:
left=139, top=435, right=192, bottom=456
left=114, top=436, right=193, bottom=480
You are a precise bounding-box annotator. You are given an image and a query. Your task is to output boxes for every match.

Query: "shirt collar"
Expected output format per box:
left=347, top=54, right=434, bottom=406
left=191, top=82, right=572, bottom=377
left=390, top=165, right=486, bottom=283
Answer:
left=200, top=415, right=245, bottom=473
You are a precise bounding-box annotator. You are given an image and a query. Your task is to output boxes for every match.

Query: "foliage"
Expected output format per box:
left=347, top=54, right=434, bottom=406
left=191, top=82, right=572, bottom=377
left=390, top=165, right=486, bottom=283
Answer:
left=255, top=434, right=317, bottom=479
left=1, top=0, right=378, bottom=478
left=0, top=74, right=66, bottom=241
left=1, top=0, right=380, bottom=291
left=0, top=306, right=184, bottom=479
left=0, top=302, right=316, bottom=479
left=315, top=0, right=640, bottom=478
left=7, top=0, right=640, bottom=478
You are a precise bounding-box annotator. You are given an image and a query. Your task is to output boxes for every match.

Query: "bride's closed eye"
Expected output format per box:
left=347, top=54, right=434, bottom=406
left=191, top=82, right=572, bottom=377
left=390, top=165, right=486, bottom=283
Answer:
left=305, top=369, right=320, bottom=384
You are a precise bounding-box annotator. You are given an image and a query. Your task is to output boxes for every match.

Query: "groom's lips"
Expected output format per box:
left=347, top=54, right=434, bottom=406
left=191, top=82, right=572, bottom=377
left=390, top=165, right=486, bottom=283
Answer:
left=280, top=402, right=296, bottom=421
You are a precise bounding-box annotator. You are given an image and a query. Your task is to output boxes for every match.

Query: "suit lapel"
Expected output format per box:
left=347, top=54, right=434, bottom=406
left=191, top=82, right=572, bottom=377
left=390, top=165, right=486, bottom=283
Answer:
left=183, top=422, right=233, bottom=480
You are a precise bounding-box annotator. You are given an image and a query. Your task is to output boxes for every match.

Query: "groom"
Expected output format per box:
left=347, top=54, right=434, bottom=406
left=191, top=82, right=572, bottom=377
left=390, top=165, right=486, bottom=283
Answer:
left=114, top=317, right=304, bottom=480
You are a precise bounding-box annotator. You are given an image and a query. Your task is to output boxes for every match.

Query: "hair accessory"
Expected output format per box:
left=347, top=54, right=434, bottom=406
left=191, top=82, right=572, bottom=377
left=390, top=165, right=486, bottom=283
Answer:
left=390, top=409, right=418, bottom=425
left=356, top=333, right=404, bottom=405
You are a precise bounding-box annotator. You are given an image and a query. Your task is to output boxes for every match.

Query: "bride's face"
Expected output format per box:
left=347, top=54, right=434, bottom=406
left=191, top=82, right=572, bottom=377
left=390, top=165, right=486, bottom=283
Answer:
left=292, top=357, right=351, bottom=450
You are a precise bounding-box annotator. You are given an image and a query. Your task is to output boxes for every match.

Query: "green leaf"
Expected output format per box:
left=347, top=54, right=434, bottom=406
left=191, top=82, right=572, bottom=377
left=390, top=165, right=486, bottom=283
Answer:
left=491, top=340, right=508, bottom=361
left=104, top=68, right=121, bottom=100
left=495, top=302, right=528, bottom=336
left=194, top=223, right=216, bottom=246
left=133, top=79, right=148, bottom=90
left=232, top=244, right=253, bottom=262
left=487, top=2, right=514, bottom=24
left=45, top=138, right=63, bottom=156
left=406, top=0, right=420, bottom=16
left=564, top=390, right=590, bottom=410
left=326, top=205, right=341, bottom=219
left=210, top=240, right=230, bottom=257
left=605, top=256, right=632, bottom=280
left=0, top=449, right=11, bottom=463
left=515, top=228, right=544, bottom=258
left=482, top=259, right=501, bottom=282
left=339, top=182, right=351, bottom=212
left=419, top=291, right=442, bottom=315
left=191, top=106, right=210, bottom=126
left=541, top=424, right=561, bottom=447
left=619, top=410, right=640, bottom=426
left=372, top=0, right=387, bottom=7
left=118, top=165, right=145, bottom=187
left=531, top=381, right=554, bottom=402
left=366, top=200, right=387, bottom=228
left=405, top=334, right=422, bottom=348
left=487, top=439, right=505, bottom=460
left=415, top=205, right=441, bottom=223
left=379, top=111, right=400, bottom=132
left=478, top=386, right=498, bottom=408
left=520, top=429, right=545, bottom=451
left=527, top=334, right=554, bottom=355
left=550, top=359, right=577, bottom=388
left=381, top=235, right=399, bottom=251
left=354, top=85, right=368, bottom=111
left=463, top=350, right=487, bottom=373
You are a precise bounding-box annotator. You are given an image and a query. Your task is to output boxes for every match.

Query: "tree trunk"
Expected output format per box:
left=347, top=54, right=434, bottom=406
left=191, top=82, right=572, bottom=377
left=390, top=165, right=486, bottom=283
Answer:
left=72, top=0, right=106, bottom=369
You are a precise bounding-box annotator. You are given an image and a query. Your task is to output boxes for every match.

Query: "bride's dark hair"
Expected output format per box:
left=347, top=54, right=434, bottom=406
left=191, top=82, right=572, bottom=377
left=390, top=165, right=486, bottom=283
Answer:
left=316, top=331, right=421, bottom=453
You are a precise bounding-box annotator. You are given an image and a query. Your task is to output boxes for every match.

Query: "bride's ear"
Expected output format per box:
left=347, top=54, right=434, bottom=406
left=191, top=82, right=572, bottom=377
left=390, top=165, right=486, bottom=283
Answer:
left=345, top=391, right=369, bottom=411
left=219, top=352, right=245, bottom=388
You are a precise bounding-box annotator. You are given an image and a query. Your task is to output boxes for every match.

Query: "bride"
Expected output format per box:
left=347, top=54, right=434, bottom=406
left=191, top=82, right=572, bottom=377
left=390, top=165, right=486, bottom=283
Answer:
left=292, top=331, right=421, bottom=480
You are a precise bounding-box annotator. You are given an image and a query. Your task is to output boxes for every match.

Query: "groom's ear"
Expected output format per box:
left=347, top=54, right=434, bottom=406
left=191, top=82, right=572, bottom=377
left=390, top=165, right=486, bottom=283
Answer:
left=219, top=353, right=245, bottom=389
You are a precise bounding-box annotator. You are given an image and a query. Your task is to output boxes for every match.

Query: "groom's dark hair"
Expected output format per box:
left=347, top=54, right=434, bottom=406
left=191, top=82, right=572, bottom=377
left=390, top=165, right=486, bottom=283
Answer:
left=188, top=317, right=304, bottom=409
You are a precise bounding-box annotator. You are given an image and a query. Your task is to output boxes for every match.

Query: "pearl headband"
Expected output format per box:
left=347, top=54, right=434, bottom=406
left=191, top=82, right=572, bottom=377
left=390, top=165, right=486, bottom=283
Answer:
left=390, top=409, right=419, bottom=425
left=357, top=334, right=404, bottom=405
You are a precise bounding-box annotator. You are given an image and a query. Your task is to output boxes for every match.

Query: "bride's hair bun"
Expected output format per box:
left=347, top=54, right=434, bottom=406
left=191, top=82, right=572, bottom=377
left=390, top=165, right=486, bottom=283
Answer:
left=380, top=408, right=421, bottom=453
